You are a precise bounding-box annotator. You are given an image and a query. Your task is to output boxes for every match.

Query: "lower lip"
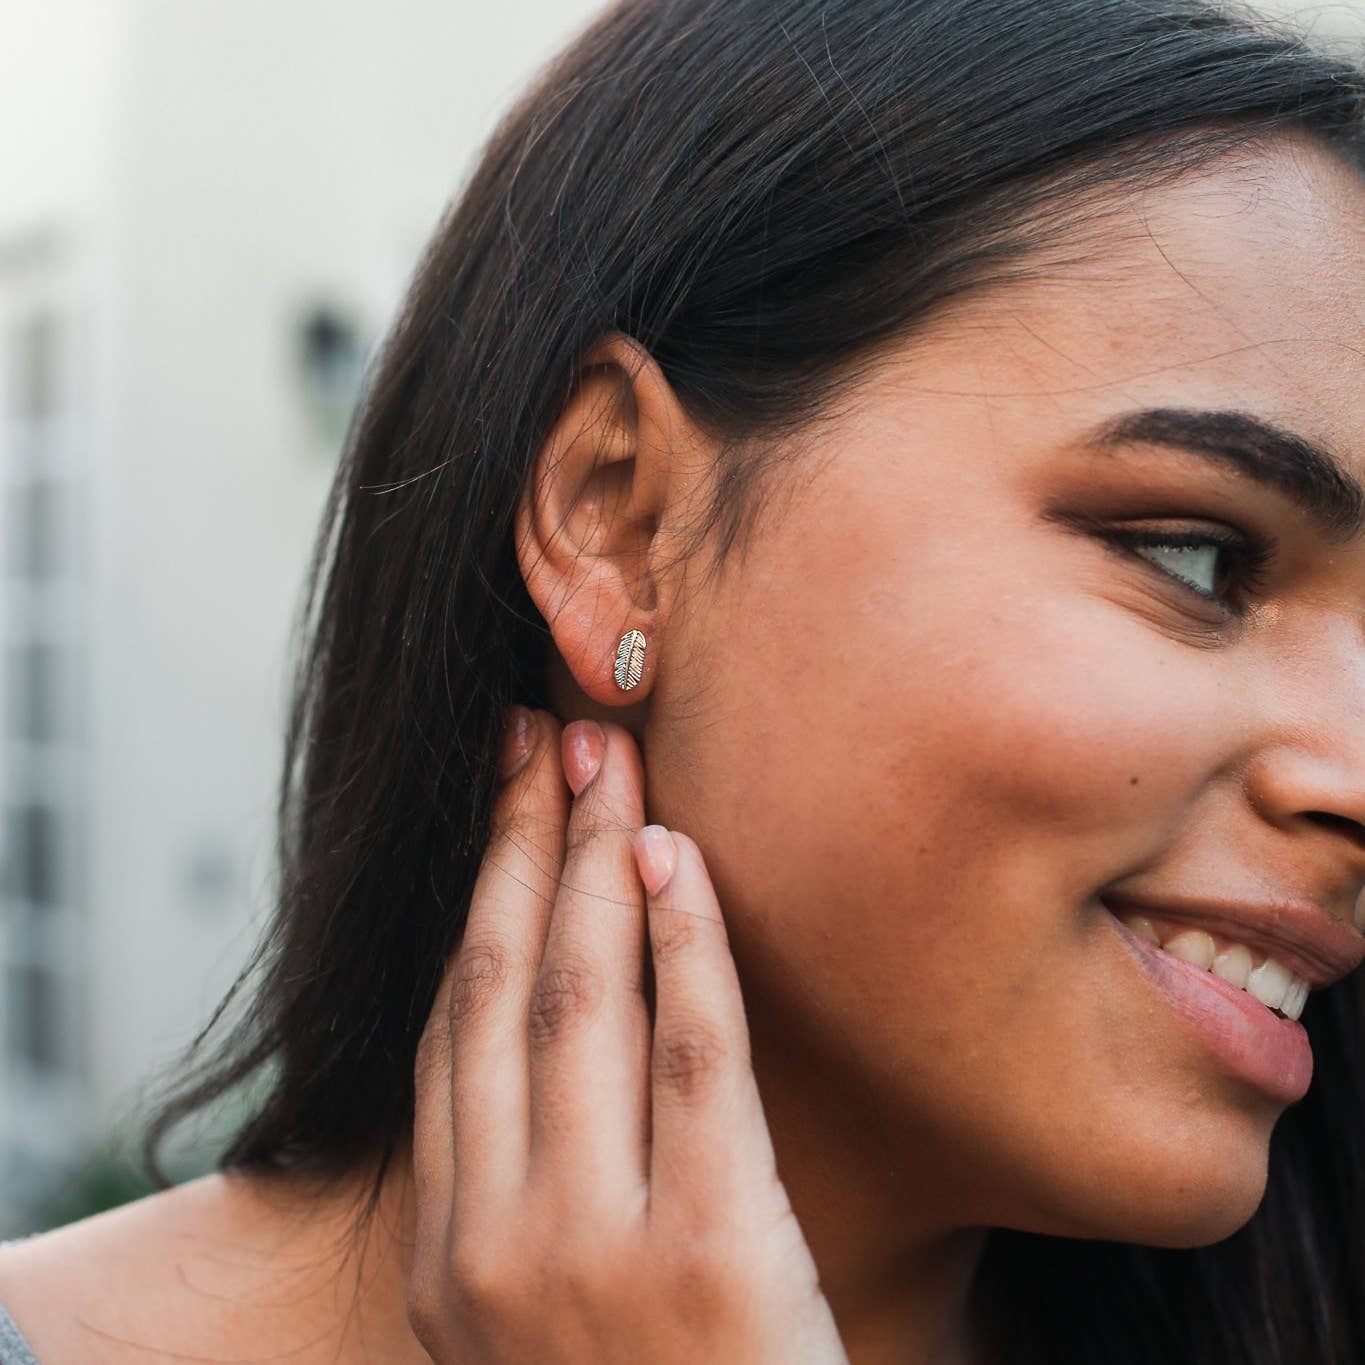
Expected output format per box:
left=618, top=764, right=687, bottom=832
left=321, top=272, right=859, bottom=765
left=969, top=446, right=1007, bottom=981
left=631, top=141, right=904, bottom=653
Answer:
left=1103, top=904, right=1312, bottom=1103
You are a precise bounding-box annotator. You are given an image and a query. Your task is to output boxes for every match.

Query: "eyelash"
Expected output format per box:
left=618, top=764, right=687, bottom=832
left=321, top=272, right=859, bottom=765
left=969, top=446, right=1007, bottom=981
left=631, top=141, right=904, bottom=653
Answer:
left=1098, top=524, right=1275, bottom=616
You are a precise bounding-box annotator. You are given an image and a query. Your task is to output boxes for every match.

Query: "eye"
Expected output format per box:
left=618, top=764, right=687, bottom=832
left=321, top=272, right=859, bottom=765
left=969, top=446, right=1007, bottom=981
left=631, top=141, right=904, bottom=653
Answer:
left=1099, top=524, right=1274, bottom=616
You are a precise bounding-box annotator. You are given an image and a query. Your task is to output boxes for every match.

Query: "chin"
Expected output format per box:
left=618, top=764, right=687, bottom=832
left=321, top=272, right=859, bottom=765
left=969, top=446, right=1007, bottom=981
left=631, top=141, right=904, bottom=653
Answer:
left=1113, top=1180, right=1269, bottom=1250
left=1016, top=1119, right=1275, bottom=1250
left=1018, top=1191, right=1270, bottom=1250
left=1135, top=1169, right=1270, bottom=1250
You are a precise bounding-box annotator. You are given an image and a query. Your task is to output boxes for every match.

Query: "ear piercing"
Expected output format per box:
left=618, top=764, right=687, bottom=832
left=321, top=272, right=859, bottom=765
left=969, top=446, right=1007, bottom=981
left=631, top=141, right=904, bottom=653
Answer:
left=614, top=628, right=647, bottom=691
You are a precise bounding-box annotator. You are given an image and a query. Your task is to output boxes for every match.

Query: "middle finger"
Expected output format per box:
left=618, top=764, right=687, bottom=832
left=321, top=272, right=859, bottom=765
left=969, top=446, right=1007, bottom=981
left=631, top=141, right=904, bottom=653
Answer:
left=526, top=718, right=652, bottom=1210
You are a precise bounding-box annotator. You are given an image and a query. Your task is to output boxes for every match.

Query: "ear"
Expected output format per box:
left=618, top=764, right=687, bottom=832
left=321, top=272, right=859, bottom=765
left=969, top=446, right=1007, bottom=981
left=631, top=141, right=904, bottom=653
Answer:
left=513, top=331, right=706, bottom=708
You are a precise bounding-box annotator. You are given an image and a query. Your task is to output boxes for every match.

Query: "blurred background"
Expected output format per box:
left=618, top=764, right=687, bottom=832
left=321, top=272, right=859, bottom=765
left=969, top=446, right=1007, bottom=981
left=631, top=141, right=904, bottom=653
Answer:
left=0, top=0, right=1361, bottom=1236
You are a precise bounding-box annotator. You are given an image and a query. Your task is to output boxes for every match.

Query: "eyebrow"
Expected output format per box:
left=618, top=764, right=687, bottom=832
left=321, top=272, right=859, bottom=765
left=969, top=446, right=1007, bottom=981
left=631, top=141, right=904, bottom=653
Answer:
left=1081, top=408, right=1365, bottom=545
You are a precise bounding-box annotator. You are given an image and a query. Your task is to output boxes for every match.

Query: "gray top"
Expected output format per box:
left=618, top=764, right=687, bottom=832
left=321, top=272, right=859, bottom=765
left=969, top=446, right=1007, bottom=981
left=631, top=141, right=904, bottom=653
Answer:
left=0, top=1238, right=41, bottom=1365
left=0, top=1302, right=39, bottom=1365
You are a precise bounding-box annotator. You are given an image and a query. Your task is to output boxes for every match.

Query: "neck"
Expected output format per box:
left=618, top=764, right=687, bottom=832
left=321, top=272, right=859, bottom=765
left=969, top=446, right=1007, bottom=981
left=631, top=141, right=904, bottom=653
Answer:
left=744, top=1013, right=993, bottom=1365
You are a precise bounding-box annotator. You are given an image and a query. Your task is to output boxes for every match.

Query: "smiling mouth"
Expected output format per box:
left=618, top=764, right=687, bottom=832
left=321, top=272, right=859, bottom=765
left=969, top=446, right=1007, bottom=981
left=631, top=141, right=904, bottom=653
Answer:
left=1100, top=900, right=1308, bottom=1021
left=1103, top=903, right=1314, bottom=1103
left=1098, top=881, right=1365, bottom=992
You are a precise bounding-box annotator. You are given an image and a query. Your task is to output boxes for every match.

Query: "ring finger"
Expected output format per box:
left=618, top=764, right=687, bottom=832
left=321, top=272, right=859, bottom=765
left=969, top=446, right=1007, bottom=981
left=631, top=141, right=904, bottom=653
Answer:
left=526, top=719, right=652, bottom=1210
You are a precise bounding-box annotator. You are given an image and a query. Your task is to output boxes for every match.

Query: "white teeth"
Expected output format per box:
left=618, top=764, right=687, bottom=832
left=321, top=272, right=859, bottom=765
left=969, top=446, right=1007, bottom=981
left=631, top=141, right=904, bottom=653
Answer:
left=1115, top=911, right=1311, bottom=1021
left=1282, top=977, right=1310, bottom=1021
left=1210, top=942, right=1253, bottom=990
left=1164, top=929, right=1215, bottom=970
left=1245, top=957, right=1292, bottom=1012
left=1129, top=914, right=1162, bottom=945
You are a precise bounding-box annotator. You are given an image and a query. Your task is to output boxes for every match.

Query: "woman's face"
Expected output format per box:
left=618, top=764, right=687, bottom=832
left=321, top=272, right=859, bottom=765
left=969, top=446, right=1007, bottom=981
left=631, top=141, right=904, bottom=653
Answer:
left=637, top=135, right=1365, bottom=1249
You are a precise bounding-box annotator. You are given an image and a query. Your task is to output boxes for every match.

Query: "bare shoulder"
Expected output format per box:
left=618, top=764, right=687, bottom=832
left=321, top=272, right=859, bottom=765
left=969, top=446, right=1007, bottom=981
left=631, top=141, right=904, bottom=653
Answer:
left=0, top=1167, right=421, bottom=1364
left=0, top=1173, right=274, bottom=1363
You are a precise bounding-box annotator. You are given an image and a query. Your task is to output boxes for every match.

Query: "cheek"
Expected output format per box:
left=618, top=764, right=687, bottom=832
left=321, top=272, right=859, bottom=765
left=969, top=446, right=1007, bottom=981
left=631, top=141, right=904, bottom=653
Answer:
left=710, top=526, right=1232, bottom=932
left=657, top=501, right=1277, bottom=1238
left=663, top=519, right=1240, bottom=1081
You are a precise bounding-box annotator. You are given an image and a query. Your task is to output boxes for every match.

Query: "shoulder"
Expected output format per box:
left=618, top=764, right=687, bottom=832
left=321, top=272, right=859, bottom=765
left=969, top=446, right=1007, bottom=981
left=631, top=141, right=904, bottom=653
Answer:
left=0, top=1173, right=254, bottom=1363
left=0, top=1169, right=414, bottom=1364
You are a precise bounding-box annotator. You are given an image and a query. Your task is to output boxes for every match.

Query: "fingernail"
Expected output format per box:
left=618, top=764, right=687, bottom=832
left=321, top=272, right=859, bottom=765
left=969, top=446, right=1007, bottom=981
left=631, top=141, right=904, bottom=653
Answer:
left=562, top=719, right=605, bottom=795
left=634, top=825, right=676, bottom=896
left=498, top=705, right=536, bottom=779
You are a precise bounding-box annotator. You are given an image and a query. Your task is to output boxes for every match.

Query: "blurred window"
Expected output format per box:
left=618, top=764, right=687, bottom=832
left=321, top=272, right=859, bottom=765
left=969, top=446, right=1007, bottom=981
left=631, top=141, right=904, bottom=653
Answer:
left=0, top=271, right=88, bottom=1183
left=4, top=801, right=61, bottom=910
left=5, top=961, right=60, bottom=1073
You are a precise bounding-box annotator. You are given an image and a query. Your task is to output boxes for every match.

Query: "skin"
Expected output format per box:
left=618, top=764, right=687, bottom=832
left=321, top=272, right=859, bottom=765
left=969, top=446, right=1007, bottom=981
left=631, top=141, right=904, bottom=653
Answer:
left=1, top=130, right=1364, bottom=1364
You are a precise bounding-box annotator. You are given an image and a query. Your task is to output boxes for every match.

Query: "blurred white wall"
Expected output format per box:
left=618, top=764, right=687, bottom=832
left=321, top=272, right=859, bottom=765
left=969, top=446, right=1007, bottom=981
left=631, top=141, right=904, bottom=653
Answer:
left=0, top=0, right=1361, bottom=1232
left=1255, top=0, right=1365, bottom=45
left=0, top=0, right=612, bottom=1231
left=88, top=0, right=612, bottom=1169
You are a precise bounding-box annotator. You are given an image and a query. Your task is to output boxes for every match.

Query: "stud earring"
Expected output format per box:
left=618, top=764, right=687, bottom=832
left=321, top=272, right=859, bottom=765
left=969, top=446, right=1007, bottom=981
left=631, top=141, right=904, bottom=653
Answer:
left=614, top=628, right=647, bottom=691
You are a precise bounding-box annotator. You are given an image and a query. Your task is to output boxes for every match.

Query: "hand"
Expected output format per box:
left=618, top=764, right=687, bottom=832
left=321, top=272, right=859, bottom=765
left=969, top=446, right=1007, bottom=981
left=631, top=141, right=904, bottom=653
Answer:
left=406, top=708, right=849, bottom=1364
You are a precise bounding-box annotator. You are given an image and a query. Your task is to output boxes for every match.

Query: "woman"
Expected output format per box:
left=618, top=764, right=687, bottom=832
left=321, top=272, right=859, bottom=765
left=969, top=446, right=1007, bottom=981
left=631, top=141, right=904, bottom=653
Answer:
left=2, top=0, right=1364, bottom=1360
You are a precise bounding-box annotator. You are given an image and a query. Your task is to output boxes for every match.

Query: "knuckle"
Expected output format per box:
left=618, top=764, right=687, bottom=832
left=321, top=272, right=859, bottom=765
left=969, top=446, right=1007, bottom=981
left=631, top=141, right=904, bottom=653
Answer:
left=487, top=777, right=537, bottom=842
left=541, top=1243, right=598, bottom=1300
left=528, top=959, right=601, bottom=1043
left=447, top=939, right=513, bottom=1029
left=441, top=1237, right=524, bottom=1318
left=540, top=1226, right=631, bottom=1307
left=446, top=1246, right=502, bottom=1307
left=665, top=1233, right=742, bottom=1312
left=653, top=1018, right=729, bottom=1100
left=649, top=909, right=698, bottom=966
left=487, top=801, right=560, bottom=862
left=564, top=808, right=615, bottom=860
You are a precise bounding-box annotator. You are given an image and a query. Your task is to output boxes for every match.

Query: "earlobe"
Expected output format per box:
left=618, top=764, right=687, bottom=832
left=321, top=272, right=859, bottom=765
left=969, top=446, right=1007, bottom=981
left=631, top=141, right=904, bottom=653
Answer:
left=513, top=333, right=683, bottom=707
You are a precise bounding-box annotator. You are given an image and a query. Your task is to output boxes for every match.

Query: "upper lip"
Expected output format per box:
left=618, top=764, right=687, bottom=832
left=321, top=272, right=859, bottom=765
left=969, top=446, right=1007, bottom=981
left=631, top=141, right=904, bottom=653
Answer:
left=1100, top=890, right=1365, bottom=989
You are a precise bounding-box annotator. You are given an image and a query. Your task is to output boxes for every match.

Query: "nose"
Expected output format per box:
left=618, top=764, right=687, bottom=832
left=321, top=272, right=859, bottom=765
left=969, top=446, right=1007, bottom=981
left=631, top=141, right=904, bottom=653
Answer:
left=1246, top=740, right=1365, bottom=846
left=1242, top=742, right=1365, bottom=927
left=1236, top=610, right=1365, bottom=926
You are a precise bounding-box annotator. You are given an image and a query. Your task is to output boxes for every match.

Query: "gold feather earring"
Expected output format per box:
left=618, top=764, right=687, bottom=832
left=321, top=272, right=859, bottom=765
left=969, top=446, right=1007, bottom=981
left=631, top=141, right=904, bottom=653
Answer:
left=614, top=628, right=646, bottom=691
